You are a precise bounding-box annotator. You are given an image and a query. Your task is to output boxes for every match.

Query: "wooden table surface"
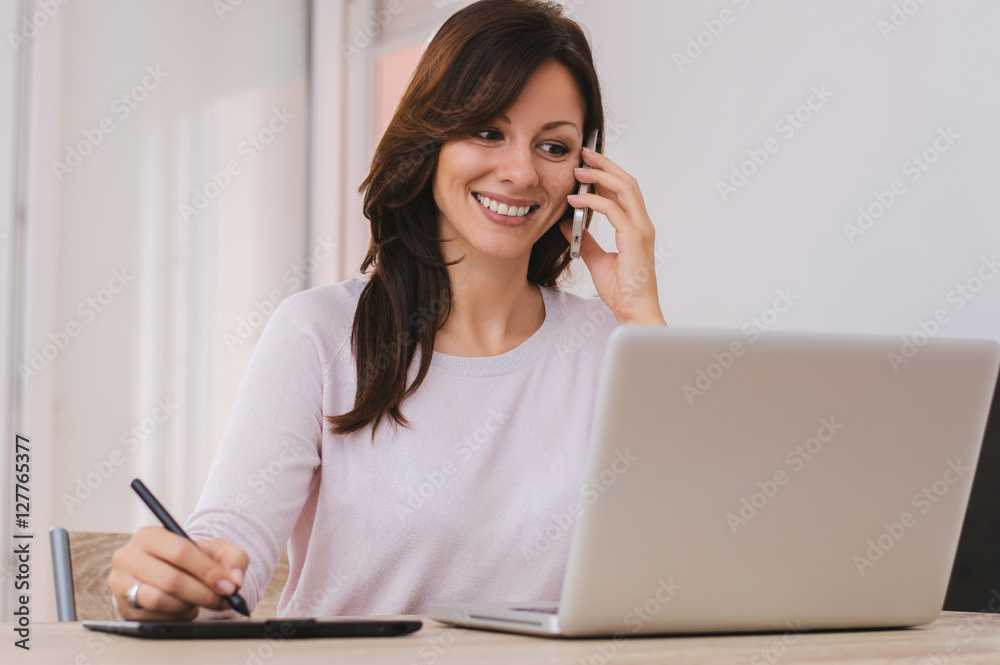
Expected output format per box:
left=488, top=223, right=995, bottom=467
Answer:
left=9, top=611, right=1000, bottom=664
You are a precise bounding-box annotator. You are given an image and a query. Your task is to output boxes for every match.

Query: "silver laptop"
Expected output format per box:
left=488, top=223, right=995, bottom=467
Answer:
left=428, top=327, right=1000, bottom=637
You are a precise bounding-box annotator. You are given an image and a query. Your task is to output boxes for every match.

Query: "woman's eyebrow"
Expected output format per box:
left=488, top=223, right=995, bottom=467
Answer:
left=541, top=120, right=580, bottom=133
left=496, top=114, right=581, bottom=136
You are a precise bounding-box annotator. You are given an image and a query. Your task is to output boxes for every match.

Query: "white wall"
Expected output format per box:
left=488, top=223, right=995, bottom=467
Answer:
left=571, top=0, right=1000, bottom=343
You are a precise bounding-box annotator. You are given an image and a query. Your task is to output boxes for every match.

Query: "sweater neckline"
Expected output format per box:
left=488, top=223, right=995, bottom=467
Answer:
left=430, top=285, right=563, bottom=376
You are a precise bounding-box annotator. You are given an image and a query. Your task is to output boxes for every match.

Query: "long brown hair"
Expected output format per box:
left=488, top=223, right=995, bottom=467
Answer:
left=326, top=0, right=605, bottom=437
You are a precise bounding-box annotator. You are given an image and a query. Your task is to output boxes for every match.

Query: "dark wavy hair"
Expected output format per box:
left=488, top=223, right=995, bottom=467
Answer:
left=326, top=0, right=605, bottom=437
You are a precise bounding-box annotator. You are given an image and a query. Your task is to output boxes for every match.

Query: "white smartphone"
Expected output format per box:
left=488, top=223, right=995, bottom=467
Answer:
left=570, top=129, right=600, bottom=259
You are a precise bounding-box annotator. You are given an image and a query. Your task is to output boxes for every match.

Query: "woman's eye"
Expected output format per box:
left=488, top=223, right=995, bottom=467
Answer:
left=540, top=142, right=570, bottom=157
left=475, top=129, right=503, bottom=141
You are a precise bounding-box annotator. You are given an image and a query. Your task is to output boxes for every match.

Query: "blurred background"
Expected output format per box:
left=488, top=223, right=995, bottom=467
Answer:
left=1, top=0, right=998, bottom=621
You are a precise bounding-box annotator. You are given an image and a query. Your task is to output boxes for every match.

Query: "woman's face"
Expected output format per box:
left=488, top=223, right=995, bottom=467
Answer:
left=433, top=60, right=586, bottom=268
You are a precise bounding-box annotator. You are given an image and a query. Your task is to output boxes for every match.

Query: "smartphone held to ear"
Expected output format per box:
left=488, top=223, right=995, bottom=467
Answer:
left=570, top=129, right=600, bottom=260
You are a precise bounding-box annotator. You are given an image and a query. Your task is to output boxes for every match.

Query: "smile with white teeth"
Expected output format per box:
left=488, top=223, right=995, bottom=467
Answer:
left=475, top=193, right=536, bottom=218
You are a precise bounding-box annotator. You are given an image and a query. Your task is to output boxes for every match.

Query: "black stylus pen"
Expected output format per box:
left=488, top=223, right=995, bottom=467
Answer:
left=130, top=478, right=250, bottom=616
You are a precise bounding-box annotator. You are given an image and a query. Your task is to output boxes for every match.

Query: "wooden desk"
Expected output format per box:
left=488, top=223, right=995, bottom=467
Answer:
left=10, top=611, right=1000, bottom=664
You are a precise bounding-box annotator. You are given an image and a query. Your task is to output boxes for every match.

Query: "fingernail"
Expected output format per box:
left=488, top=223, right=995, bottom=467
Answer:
left=573, top=167, right=585, bottom=172
left=230, top=568, right=244, bottom=587
left=582, top=146, right=595, bottom=153
left=216, top=578, right=236, bottom=595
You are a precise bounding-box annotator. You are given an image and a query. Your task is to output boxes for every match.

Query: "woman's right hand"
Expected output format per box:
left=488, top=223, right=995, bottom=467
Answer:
left=108, top=526, right=249, bottom=620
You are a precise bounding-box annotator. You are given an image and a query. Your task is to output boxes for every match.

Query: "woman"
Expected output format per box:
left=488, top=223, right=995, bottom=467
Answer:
left=108, top=0, right=665, bottom=620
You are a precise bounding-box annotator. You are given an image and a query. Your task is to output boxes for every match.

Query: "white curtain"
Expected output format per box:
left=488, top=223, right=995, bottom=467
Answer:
left=3, top=0, right=310, bottom=621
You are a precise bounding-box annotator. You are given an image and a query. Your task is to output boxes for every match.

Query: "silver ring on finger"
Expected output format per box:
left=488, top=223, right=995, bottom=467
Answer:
left=126, top=581, right=144, bottom=610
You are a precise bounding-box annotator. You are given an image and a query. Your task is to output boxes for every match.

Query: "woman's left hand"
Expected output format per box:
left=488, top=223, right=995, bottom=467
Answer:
left=560, top=148, right=667, bottom=326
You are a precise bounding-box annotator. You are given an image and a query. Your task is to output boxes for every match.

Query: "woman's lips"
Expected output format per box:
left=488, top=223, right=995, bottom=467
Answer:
left=473, top=192, right=538, bottom=227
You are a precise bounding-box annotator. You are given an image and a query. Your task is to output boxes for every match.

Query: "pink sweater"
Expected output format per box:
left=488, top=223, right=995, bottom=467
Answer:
left=185, top=276, right=617, bottom=617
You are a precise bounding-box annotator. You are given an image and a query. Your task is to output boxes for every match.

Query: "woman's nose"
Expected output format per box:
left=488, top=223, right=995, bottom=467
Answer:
left=495, top=143, right=540, bottom=189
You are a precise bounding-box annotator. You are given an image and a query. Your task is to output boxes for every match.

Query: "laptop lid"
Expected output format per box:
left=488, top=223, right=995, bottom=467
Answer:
left=556, top=327, right=999, bottom=636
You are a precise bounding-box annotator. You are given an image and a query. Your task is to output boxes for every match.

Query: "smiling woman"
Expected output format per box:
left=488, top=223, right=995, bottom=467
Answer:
left=107, top=0, right=665, bottom=621
left=329, top=0, right=611, bottom=434
left=429, top=60, right=586, bottom=357
left=434, top=61, right=585, bottom=263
